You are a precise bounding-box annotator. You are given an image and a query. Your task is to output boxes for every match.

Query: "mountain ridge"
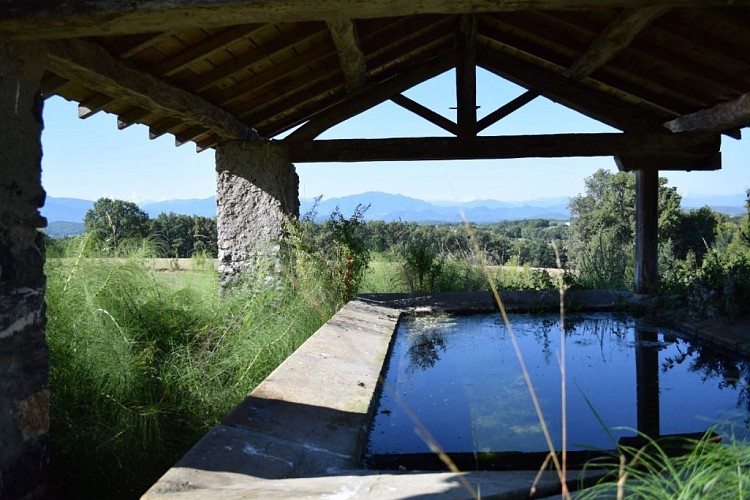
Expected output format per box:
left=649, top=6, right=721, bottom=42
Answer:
left=41, top=191, right=747, bottom=229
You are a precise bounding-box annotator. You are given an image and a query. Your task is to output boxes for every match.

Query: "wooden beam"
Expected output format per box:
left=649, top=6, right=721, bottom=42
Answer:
left=149, top=117, right=183, bottom=140
left=477, top=90, right=538, bottom=132
left=285, top=52, right=454, bottom=142
left=287, top=132, right=719, bottom=163
left=150, top=24, right=265, bottom=77
left=663, top=92, right=750, bottom=134
left=456, top=14, right=478, bottom=138
left=44, top=38, right=256, bottom=141
left=78, top=94, right=116, bottom=119
left=327, top=19, right=367, bottom=92
left=477, top=46, right=667, bottom=132
left=117, top=107, right=151, bottom=129
left=390, top=94, right=458, bottom=135
left=564, top=6, right=670, bottom=80
left=2, top=1, right=747, bottom=40
left=185, top=23, right=325, bottom=93
left=615, top=151, right=721, bottom=171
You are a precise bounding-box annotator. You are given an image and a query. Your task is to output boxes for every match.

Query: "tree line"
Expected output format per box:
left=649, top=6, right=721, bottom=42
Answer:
left=82, top=198, right=218, bottom=257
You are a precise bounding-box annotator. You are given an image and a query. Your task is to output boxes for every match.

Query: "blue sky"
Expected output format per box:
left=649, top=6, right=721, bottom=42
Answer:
left=41, top=68, right=748, bottom=203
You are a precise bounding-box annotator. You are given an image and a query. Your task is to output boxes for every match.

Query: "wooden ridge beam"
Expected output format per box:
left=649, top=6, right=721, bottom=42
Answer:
left=564, top=6, right=670, bottom=80
left=327, top=19, right=368, bottom=92
left=285, top=52, right=454, bottom=142
left=390, top=94, right=458, bottom=135
left=456, top=14, right=478, bottom=138
left=286, top=132, right=720, bottom=163
left=45, top=38, right=256, bottom=141
left=663, top=92, right=750, bottom=134
left=2, top=1, right=747, bottom=40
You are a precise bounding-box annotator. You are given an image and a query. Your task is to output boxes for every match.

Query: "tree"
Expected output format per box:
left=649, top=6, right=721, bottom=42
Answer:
left=670, top=206, right=721, bottom=265
left=568, top=169, right=682, bottom=288
left=84, top=198, right=150, bottom=250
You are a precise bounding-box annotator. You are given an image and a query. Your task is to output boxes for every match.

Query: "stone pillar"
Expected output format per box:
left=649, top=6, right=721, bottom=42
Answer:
left=634, top=169, right=658, bottom=294
left=215, top=140, right=299, bottom=288
left=0, top=43, right=51, bottom=499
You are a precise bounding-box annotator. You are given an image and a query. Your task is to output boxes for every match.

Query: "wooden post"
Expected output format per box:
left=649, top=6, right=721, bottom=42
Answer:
left=635, top=168, right=658, bottom=294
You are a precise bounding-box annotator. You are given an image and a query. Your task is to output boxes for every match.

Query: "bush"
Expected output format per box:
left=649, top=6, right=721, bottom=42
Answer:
left=284, top=203, right=371, bottom=308
left=686, top=251, right=750, bottom=319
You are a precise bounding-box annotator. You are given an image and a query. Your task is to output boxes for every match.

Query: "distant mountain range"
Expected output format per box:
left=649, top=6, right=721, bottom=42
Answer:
left=41, top=191, right=746, bottom=238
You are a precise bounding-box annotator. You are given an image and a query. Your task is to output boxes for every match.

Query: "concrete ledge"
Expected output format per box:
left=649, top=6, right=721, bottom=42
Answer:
left=143, top=294, right=628, bottom=499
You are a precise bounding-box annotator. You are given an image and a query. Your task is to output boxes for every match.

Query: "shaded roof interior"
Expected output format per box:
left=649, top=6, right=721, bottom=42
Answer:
left=39, top=7, right=750, bottom=152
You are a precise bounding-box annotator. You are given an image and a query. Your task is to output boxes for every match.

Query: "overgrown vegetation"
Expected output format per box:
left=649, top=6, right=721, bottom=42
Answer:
left=44, top=174, right=750, bottom=498
left=46, top=236, right=339, bottom=498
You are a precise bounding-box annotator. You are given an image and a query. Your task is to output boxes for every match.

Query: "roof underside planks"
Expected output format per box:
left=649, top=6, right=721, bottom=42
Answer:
left=4, top=2, right=748, bottom=161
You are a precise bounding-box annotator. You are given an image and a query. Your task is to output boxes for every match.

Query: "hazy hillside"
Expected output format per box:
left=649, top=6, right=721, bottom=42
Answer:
left=40, top=191, right=747, bottom=232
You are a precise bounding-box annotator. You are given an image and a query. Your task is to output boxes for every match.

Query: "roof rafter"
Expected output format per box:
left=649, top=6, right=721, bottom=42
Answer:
left=285, top=52, right=455, bottom=142
left=564, top=6, right=670, bottom=79
left=327, top=19, right=368, bottom=92
left=664, top=91, right=750, bottom=134
left=2, top=1, right=745, bottom=41
left=44, top=38, right=256, bottom=141
left=477, top=46, right=668, bottom=132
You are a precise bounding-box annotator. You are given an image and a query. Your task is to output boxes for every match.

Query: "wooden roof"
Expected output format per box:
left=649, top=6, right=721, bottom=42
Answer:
left=2, top=1, right=749, bottom=161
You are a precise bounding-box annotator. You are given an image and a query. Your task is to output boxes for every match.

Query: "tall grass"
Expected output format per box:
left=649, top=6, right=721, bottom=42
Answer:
left=579, top=431, right=750, bottom=499
left=45, top=238, right=335, bottom=499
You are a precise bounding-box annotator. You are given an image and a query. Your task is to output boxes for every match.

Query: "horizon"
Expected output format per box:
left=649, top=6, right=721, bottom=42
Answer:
left=41, top=69, right=749, bottom=205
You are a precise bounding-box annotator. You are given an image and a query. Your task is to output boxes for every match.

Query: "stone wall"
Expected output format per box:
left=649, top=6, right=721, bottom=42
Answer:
left=215, top=140, right=299, bottom=288
left=0, top=43, right=51, bottom=499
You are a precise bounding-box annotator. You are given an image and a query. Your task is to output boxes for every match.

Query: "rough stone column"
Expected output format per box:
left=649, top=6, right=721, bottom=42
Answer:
left=634, top=168, right=659, bottom=294
left=215, top=140, right=299, bottom=288
left=0, top=42, right=51, bottom=499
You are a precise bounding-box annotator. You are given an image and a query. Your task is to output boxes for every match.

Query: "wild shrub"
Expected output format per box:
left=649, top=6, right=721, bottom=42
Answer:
left=284, top=203, right=371, bottom=307
left=686, top=250, right=750, bottom=319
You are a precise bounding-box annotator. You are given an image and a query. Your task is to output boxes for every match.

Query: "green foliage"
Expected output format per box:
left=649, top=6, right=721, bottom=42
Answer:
left=494, top=264, right=557, bottom=291
left=568, top=169, right=688, bottom=289
left=150, top=212, right=218, bottom=258
left=685, top=250, right=750, bottom=319
left=285, top=203, right=371, bottom=307
left=401, top=243, right=444, bottom=291
left=667, top=206, right=721, bottom=265
left=580, top=432, right=750, bottom=499
left=84, top=198, right=150, bottom=251
left=45, top=244, right=333, bottom=499
left=740, top=189, right=750, bottom=247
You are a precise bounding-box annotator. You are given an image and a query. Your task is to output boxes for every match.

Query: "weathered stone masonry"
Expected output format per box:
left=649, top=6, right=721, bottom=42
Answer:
left=0, top=42, right=50, bottom=499
left=216, top=140, right=299, bottom=288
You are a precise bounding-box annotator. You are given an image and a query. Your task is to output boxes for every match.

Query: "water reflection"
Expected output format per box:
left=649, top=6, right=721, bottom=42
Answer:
left=367, top=312, right=750, bottom=468
left=635, top=328, right=660, bottom=438
left=407, top=329, right=446, bottom=371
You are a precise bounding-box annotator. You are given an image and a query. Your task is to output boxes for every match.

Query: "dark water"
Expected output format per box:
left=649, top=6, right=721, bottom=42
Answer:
left=365, top=312, right=750, bottom=469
